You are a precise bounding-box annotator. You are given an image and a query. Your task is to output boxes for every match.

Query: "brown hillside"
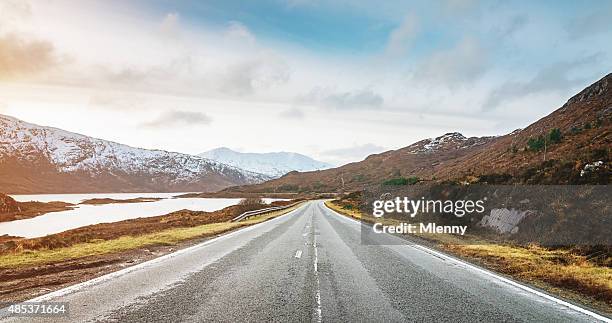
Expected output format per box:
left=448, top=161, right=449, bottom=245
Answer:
left=227, top=73, right=611, bottom=193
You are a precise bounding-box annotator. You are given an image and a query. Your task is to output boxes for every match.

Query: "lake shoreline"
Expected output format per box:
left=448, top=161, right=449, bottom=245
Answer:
left=1, top=194, right=287, bottom=238
left=0, top=194, right=76, bottom=223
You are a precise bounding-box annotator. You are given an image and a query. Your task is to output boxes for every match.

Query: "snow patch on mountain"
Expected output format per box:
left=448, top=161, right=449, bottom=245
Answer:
left=406, top=132, right=492, bottom=154
left=199, top=147, right=333, bottom=178
left=0, top=114, right=269, bottom=184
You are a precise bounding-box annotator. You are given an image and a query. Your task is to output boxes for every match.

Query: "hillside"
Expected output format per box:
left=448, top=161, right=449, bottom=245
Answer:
left=0, top=115, right=270, bottom=194
left=226, top=73, right=611, bottom=193
left=199, top=147, right=333, bottom=178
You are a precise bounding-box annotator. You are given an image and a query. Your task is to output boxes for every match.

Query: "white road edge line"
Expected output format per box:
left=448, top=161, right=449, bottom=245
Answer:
left=321, top=201, right=612, bottom=323
left=19, top=203, right=307, bottom=304
left=295, top=250, right=303, bottom=258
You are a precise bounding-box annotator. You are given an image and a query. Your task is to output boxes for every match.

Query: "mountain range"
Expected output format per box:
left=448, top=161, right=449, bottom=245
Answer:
left=1, top=73, right=609, bottom=194
left=0, top=115, right=270, bottom=194
left=226, top=73, right=611, bottom=193
left=199, top=147, right=333, bottom=178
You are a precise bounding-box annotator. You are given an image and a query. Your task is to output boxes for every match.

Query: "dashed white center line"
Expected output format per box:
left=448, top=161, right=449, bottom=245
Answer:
left=313, top=229, right=322, bottom=322
left=295, top=250, right=302, bottom=258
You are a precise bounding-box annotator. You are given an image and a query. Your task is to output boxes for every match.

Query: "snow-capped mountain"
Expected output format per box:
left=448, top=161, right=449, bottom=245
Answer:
left=405, top=132, right=493, bottom=154
left=199, top=147, right=333, bottom=178
left=0, top=114, right=270, bottom=194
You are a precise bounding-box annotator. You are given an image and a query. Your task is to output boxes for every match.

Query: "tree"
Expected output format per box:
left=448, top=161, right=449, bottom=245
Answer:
left=527, top=136, right=545, bottom=151
left=548, top=128, right=562, bottom=144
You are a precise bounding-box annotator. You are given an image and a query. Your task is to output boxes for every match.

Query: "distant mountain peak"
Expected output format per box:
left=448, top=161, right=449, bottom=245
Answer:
left=404, top=132, right=491, bottom=154
left=0, top=114, right=269, bottom=193
left=199, top=147, right=333, bottom=178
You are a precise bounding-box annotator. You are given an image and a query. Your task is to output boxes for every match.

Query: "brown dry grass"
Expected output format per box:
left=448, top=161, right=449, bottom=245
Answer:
left=0, top=202, right=304, bottom=269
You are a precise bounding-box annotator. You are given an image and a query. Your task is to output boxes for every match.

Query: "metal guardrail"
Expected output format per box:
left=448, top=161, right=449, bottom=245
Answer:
left=231, top=201, right=303, bottom=222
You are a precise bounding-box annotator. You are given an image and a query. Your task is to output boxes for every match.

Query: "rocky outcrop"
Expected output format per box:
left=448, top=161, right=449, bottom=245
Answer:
left=478, top=208, right=535, bottom=234
left=565, top=72, right=610, bottom=106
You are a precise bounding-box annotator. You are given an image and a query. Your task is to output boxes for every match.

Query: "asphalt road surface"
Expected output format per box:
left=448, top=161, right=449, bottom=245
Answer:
left=2, top=201, right=608, bottom=322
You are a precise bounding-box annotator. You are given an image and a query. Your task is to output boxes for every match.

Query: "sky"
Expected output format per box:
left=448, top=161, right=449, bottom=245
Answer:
left=0, top=0, right=610, bottom=166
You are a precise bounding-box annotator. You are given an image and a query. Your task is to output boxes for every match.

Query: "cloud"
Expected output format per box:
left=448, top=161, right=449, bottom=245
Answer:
left=0, top=33, right=58, bottom=80
left=566, top=6, right=612, bottom=40
left=413, top=37, right=488, bottom=87
left=216, top=54, right=291, bottom=96
left=322, top=143, right=387, bottom=163
left=141, top=110, right=212, bottom=128
left=496, top=14, right=528, bottom=38
left=91, top=22, right=289, bottom=98
left=279, top=107, right=304, bottom=119
left=225, top=21, right=256, bottom=45
left=385, top=13, right=419, bottom=57
left=482, top=54, right=603, bottom=110
left=159, top=12, right=181, bottom=39
left=0, top=1, right=31, bottom=24
left=301, top=87, right=384, bottom=110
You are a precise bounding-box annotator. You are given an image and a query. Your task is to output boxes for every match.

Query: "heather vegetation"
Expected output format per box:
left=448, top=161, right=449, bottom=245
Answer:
left=382, top=176, right=420, bottom=186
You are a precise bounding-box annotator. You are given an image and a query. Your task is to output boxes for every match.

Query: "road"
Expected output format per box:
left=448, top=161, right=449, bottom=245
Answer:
left=1, top=201, right=608, bottom=322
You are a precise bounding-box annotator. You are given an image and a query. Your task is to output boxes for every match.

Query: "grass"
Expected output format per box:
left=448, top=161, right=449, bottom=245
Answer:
left=446, top=244, right=612, bottom=307
left=325, top=200, right=612, bottom=310
left=0, top=203, right=303, bottom=269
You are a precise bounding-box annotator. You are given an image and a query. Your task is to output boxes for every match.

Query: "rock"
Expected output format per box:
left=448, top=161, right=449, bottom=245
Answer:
left=478, top=208, right=533, bottom=234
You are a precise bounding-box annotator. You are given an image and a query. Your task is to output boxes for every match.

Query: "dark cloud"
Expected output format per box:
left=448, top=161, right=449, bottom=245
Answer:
left=301, top=87, right=383, bottom=110
left=142, top=110, right=212, bottom=128
left=482, top=54, right=604, bottom=111
left=0, top=33, right=58, bottom=80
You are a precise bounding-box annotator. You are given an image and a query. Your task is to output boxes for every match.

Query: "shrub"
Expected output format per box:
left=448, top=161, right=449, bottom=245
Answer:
left=527, top=136, right=545, bottom=151
left=584, top=122, right=592, bottom=129
left=570, top=126, right=582, bottom=134
left=238, top=197, right=264, bottom=206
left=406, top=176, right=420, bottom=184
left=383, top=176, right=419, bottom=185
left=383, top=178, right=407, bottom=185
left=548, top=128, right=562, bottom=144
left=233, top=198, right=266, bottom=216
